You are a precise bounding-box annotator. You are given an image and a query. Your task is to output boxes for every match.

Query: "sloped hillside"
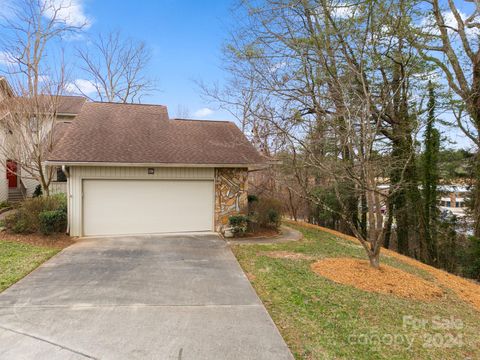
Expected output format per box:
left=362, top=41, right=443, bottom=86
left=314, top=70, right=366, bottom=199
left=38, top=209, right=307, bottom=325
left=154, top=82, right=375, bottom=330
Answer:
left=232, top=222, right=480, bottom=360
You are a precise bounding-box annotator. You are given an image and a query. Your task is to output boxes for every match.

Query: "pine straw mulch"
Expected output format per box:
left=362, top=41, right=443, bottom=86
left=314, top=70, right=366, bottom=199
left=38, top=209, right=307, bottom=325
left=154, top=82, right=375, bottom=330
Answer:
left=397, top=255, right=480, bottom=311
left=0, top=231, right=75, bottom=249
left=286, top=220, right=480, bottom=311
left=311, top=258, right=443, bottom=301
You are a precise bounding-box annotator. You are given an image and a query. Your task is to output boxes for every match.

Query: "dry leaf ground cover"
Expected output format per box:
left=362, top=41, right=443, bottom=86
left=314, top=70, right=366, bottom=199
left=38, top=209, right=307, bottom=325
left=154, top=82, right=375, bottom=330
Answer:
left=288, top=220, right=480, bottom=312
left=232, top=222, right=480, bottom=360
left=311, top=258, right=443, bottom=301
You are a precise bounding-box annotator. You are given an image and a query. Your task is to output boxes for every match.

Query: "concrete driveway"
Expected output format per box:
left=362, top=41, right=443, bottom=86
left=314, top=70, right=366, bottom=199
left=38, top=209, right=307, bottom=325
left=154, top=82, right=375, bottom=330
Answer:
left=0, top=234, right=293, bottom=360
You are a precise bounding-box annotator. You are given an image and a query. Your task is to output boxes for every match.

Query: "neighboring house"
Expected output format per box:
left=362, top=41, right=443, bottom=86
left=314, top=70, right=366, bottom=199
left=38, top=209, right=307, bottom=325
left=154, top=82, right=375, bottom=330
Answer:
left=0, top=77, right=86, bottom=202
left=46, top=102, right=265, bottom=237
left=377, top=182, right=471, bottom=219
left=0, top=77, right=14, bottom=202
left=438, top=184, right=469, bottom=218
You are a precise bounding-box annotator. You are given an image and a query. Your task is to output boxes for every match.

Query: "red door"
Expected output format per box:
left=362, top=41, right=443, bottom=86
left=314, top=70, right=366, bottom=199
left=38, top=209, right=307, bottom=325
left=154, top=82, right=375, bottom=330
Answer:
left=6, top=160, right=17, bottom=188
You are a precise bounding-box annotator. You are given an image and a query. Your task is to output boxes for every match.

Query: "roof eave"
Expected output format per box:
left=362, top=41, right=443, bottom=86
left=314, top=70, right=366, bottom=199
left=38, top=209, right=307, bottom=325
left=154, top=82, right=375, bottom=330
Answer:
left=0, top=78, right=15, bottom=97
left=56, top=112, right=78, bottom=117
left=45, top=160, right=268, bottom=170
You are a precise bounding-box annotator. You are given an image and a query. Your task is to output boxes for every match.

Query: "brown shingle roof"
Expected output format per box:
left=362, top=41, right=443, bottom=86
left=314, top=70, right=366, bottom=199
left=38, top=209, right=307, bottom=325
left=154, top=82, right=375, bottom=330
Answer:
left=53, top=121, right=72, bottom=145
left=48, top=102, right=264, bottom=165
left=56, top=96, right=86, bottom=114
left=1, top=95, right=86, bottom=115
left=0, top=77, right=14, bottom=98
left=43, top=121, right=72, bottom=158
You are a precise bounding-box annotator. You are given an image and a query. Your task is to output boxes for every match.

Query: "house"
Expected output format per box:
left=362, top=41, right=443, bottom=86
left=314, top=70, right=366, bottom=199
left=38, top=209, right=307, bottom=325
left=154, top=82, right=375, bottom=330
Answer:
left=1, top=77, right=265, bottom=237
left=0, top=77, right=16, bottom=202
left=46, top=101, right=265, bottom=237
left=0, top=77, right=87, bottom=202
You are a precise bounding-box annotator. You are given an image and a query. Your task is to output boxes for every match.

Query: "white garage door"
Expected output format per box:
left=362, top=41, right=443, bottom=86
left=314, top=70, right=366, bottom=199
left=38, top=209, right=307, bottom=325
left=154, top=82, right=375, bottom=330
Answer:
left=83, top=179, right=214, bottom=236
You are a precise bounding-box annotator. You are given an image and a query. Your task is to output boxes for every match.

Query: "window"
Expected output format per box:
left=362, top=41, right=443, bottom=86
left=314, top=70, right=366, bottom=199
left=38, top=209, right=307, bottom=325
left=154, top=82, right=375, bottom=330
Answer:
left=56, top=167, right=67, bottom=182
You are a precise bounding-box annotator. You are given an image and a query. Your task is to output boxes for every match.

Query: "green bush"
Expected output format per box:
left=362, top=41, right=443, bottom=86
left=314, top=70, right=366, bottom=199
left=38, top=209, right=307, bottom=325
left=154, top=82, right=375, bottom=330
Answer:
left=249, top=197, right=282, bottom=230
left=267, top=207, right=281, bottom=226
left=39, top=210, right=67, bottom=235
left=4, top=194, right=67, bottom=234
left=12, top=217, right=29, bottom=233
left=56, top=193, right=68, bottom=213
left=463, top=236, right=480, bottom=281
left=0, top=201, right=10, bottom=209
left=228, top=214, right=248, bottom=235
left=33, top=185, right=43, bottom=198
left=309, top=186, right=342, bottom=229
left=247, top=194, right=258, bottom=204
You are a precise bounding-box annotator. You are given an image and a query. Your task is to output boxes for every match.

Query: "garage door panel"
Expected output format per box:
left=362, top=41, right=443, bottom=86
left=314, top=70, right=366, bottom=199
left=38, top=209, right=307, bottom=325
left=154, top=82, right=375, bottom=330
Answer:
left=83, top=180, right=214, bottom=236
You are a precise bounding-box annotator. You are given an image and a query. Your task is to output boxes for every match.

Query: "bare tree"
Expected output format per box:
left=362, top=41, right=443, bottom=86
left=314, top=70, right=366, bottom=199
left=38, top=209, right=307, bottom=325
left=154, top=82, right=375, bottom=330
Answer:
left=0, top=0, right=86, bottom=194
left=1, top=91, right=64, bottom=194
left=204, top=0, right=428, bottom=268
left=175, top=105, right=191, bottom=119
left=76, top=31, right=155, bottom=103
left=0, top=0, right=86, bottom=96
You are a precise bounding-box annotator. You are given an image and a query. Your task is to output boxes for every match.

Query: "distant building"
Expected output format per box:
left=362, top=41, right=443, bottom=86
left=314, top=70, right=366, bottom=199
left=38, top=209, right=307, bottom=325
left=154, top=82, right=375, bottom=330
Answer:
left=375, top=183, right=470, bottom=218
left=438, top=185, right=469, bottom=218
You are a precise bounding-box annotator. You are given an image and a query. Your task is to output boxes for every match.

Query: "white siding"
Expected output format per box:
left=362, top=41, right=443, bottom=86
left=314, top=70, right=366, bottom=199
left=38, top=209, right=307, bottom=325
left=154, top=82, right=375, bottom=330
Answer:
left=20, top=166, right=67, bottom=197
left=21, top=175, right=39, bottom=197
left=50, top=182, right=67, bottom=195
left=67, top=166, right=215, bottom=237
left=0, top=149, right=7, bottom=202
left=0, top=178, right=7, bottom=203
left=0, top=131, right=8, bottom=202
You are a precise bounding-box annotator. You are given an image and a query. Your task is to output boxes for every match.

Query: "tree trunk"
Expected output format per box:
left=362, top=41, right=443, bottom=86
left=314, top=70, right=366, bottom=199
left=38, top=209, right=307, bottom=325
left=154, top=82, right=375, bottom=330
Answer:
left=470, top=54, right=480, bottom=238
left=390, top=138, right=410, bottom=255
left=287, top=187, right=298, bottom=221
left=341, top=147, right=358, bottom=236
left=422, top=87, right=440, bottom=264
left=473, top=153, right=480, bottom=238
left=389, top=124, right=422, bottom=257
left=384, top=199, right=394, bottom=249
left=360, top=190, right=367, bottom=239
left=368, top=252, right=380, bottom=269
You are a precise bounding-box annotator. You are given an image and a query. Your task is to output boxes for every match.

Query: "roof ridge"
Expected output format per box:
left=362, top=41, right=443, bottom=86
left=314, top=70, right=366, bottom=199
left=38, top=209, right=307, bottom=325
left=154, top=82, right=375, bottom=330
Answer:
left=56, top=95, right=87, bottom=99
left=90, top=101, right=168, bottom=108
left=31, top=94, right=86, bottom=99
left=172, top=118, right=233, bottom=124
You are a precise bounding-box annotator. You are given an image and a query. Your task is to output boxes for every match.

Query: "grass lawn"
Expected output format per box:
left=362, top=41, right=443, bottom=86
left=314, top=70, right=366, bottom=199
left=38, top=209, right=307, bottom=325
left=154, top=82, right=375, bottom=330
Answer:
left=232, top=223, right=480, bottom=360
left=0, top=240, right=60, bottom=292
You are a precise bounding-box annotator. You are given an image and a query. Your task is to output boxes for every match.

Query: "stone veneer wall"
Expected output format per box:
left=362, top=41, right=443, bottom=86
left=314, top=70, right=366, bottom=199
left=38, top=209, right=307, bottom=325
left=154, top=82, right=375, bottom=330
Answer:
left=215, top=168, right=248, bottom=232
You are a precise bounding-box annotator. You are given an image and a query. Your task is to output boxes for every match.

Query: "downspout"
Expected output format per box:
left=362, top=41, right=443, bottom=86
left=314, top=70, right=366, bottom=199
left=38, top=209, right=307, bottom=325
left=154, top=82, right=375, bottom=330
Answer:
left=61, top=165, right=70, bottom=235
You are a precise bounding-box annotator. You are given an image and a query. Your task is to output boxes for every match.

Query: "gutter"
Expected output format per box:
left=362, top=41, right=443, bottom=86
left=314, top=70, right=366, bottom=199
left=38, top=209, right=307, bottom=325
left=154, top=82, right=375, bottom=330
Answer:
left=45, top=161, right=269, bottom=170
left=61, top=165, right=70, bottom=235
